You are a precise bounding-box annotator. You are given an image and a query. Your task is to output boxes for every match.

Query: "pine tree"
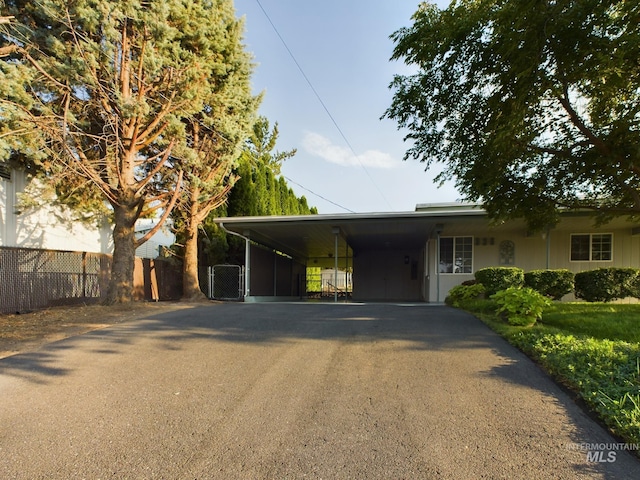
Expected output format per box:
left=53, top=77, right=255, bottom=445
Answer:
left=1, top=0, right=247, bottom=302
left=171, top=1, right=258, bottom=300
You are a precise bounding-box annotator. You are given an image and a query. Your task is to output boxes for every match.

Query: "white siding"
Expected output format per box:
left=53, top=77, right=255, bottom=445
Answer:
left=0, top=169, right=112, bottom=253
left=426, top=215, right=640, bottom=302
left=0, top=167, right=20, bottom=247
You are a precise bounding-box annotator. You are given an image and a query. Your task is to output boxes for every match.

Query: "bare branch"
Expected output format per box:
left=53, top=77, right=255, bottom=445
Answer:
left=0, top=44, right=18, bottom=57
left=135, top=170, right=184, bottom=248
left=134, top=140, right=176, bottom=195
left=0, top=127, right=30, bottom=139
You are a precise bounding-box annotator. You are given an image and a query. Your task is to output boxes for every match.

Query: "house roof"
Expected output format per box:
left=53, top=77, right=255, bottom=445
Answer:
left=214, top=202, right=640, bottom=269
left=214, top=204, right=486, bottom=267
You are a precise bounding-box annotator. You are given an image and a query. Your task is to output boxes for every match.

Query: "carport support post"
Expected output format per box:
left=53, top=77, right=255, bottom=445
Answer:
left=435, top=224, right=444, bottom=303
left=436, top=234, right=440, bottom=303
left=345, top=241, right=349, bottom=303
left=333, top=227, right=340, bottom=303
left=244, top=231, right=251, bottom=298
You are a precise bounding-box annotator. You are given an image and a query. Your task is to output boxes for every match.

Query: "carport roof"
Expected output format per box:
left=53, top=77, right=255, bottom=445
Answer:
left=214, top=204, right=487, bottom=267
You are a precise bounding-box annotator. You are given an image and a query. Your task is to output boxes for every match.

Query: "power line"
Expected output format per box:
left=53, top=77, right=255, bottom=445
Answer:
left=252, top=0, right=393, bottom=211
left=283, top=175, right=356, bottom=213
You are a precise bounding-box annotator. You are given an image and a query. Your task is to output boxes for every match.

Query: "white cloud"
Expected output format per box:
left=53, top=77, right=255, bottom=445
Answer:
left=302, top=132, right=398, bottom=169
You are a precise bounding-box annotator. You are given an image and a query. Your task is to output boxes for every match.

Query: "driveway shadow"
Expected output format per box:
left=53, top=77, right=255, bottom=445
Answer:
left=1, top=302, right=638, bottom=477
left=1, top=303, right=495, bottom=383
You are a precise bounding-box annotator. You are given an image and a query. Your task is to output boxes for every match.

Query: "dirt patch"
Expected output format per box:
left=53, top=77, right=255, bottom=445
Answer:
left=0, top=301, right=200, bottom=359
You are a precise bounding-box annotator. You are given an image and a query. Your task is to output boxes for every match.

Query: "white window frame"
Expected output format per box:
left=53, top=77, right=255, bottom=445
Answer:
left=438, top=236, right=473, bottom=274
left=569, top=233, right=613, bottom=262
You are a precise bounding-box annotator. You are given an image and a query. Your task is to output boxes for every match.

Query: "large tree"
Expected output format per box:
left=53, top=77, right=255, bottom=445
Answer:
left=0, top=10, right=45, bottom=168
left=1, top=0, right=242, bottom=302
left=173, top=6, right=259, bottom=300
left=385, top=0, right=640, bottom=230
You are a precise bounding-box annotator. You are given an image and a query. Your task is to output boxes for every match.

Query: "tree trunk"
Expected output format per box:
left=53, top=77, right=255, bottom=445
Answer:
left=106, top=203, right=138, bottom=304
left=182, top=216, right=207, bottom=301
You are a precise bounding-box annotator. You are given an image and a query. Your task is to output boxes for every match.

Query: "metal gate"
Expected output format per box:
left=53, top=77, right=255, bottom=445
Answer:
left=208, top=265, right=244, bottom=301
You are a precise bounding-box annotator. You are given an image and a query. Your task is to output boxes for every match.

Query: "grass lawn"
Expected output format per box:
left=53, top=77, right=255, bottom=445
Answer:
left=465, top=300, right=640, bottom=447
left=540, top=303, right=640, bottom=343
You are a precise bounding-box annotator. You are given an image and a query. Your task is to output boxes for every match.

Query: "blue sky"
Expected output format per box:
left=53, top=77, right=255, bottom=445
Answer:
left=234, top=0, right=460, bottom=214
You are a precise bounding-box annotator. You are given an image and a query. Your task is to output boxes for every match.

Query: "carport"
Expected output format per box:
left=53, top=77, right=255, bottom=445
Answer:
left=214, top=206, right=484, bottom=302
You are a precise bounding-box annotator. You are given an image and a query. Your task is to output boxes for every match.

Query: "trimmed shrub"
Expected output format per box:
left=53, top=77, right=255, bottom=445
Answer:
left=574, top=268, right=640, bottom=302
left=524, top=269, right=574, bottom=300
left=491, top=287, right=551, bottom=326
left=445, top=283, right=486, bottom=307
left=475, top=267, right=524, bottom=296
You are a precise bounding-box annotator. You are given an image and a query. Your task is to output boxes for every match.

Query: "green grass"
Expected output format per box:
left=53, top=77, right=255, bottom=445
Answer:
left=540, top=303, right=640, bottom=343
left=462, top=300, right=640, bottom=447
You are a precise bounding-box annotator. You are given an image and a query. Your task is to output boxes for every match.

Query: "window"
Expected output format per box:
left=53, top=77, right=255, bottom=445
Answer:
left=439, top=236, right=473, bottom=273
left=0, top=163, right=10, bottom=181
left=570, top=234, right=612, bottom=261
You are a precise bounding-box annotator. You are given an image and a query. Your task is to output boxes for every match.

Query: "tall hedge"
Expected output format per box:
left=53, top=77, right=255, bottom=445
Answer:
left=524, top=269, right=574, bottom=300
left=474, top=267, right=524, bottom=296
left=574, top=268, right=640, bottom=302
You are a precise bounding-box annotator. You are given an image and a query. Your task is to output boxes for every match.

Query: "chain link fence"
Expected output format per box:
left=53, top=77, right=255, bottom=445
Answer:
left=0, top=247, right=111, bottom=314
left=0, top=246, right=184, bottom=314
left=208, top=265, right=244, bottom=301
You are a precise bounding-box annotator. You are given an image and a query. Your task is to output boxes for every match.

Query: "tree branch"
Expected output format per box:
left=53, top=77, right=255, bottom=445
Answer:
left=135, top=170, right=183, bottom=248
left=557, top=84, right=611, bottom=157
left=134, top=140, right=176, bottom=195
left=0, top=43, right=18, bottom=57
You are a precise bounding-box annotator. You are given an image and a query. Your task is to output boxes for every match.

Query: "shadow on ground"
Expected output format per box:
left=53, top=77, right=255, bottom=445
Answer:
left=1, top=302, right=638, bottom=477
left=0, top=303, right=506, bottom=380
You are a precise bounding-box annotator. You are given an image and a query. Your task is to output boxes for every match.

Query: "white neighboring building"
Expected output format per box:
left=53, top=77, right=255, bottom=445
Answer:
left=0, top=166, right=174, bottom=257
left=135, top=218, right=176, bottom=259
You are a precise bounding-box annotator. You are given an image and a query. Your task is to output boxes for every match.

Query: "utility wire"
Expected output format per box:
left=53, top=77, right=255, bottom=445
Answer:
left=253, top=0, right=393, bottom=212
left=283, top=175, right=356, bottom=213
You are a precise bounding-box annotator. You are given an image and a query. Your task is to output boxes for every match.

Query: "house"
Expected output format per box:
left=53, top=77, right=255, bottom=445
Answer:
left=214, top=203, right=640, bottom=303
left=0, top=166, right=174, bottom=257
left=1, top=165, right=181, bottom=312
left=0, top=166, right=112, bottom=252
left=135, top=218, right=176, bottom=259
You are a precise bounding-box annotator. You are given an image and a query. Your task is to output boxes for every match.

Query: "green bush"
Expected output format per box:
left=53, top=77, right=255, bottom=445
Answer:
left=524, top=269, right=574, bottom=300
left=491, top=287, right=551, bottom=326
left=445, top=283, right=486, bottom=307
left=475, top=267, right=524, bottom=295
left=574, top=268, right=640, bottom=302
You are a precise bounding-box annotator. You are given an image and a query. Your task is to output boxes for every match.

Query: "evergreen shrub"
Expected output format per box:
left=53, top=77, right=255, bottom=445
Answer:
left=524, top=269, right=574, bottom=300
left=445, top=283, right=486, bottom=307
left=475, top=267, right=524, bottom=296
left=574, top=268, right=640, bottom=302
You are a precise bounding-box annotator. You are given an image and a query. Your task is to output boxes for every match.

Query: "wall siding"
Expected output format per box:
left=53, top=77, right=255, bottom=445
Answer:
left=426, top=218, right=640, bottom=302
left=353, top=248, right=423, bottom=302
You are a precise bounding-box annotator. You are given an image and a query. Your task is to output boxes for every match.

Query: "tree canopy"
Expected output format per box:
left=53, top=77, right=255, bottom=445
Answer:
left=172, top=7, right=259, bottom=299
left=385, top=0, right=640, bottom=230
left=227, top=117, right=314, bottom=217
left=0, top=0, right=250, bottom=302
left=199, top=117, right=317, bottom=266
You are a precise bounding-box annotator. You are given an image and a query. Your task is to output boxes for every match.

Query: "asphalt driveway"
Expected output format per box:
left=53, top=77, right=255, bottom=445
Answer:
left=1, top=303, right=638, bottom=479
